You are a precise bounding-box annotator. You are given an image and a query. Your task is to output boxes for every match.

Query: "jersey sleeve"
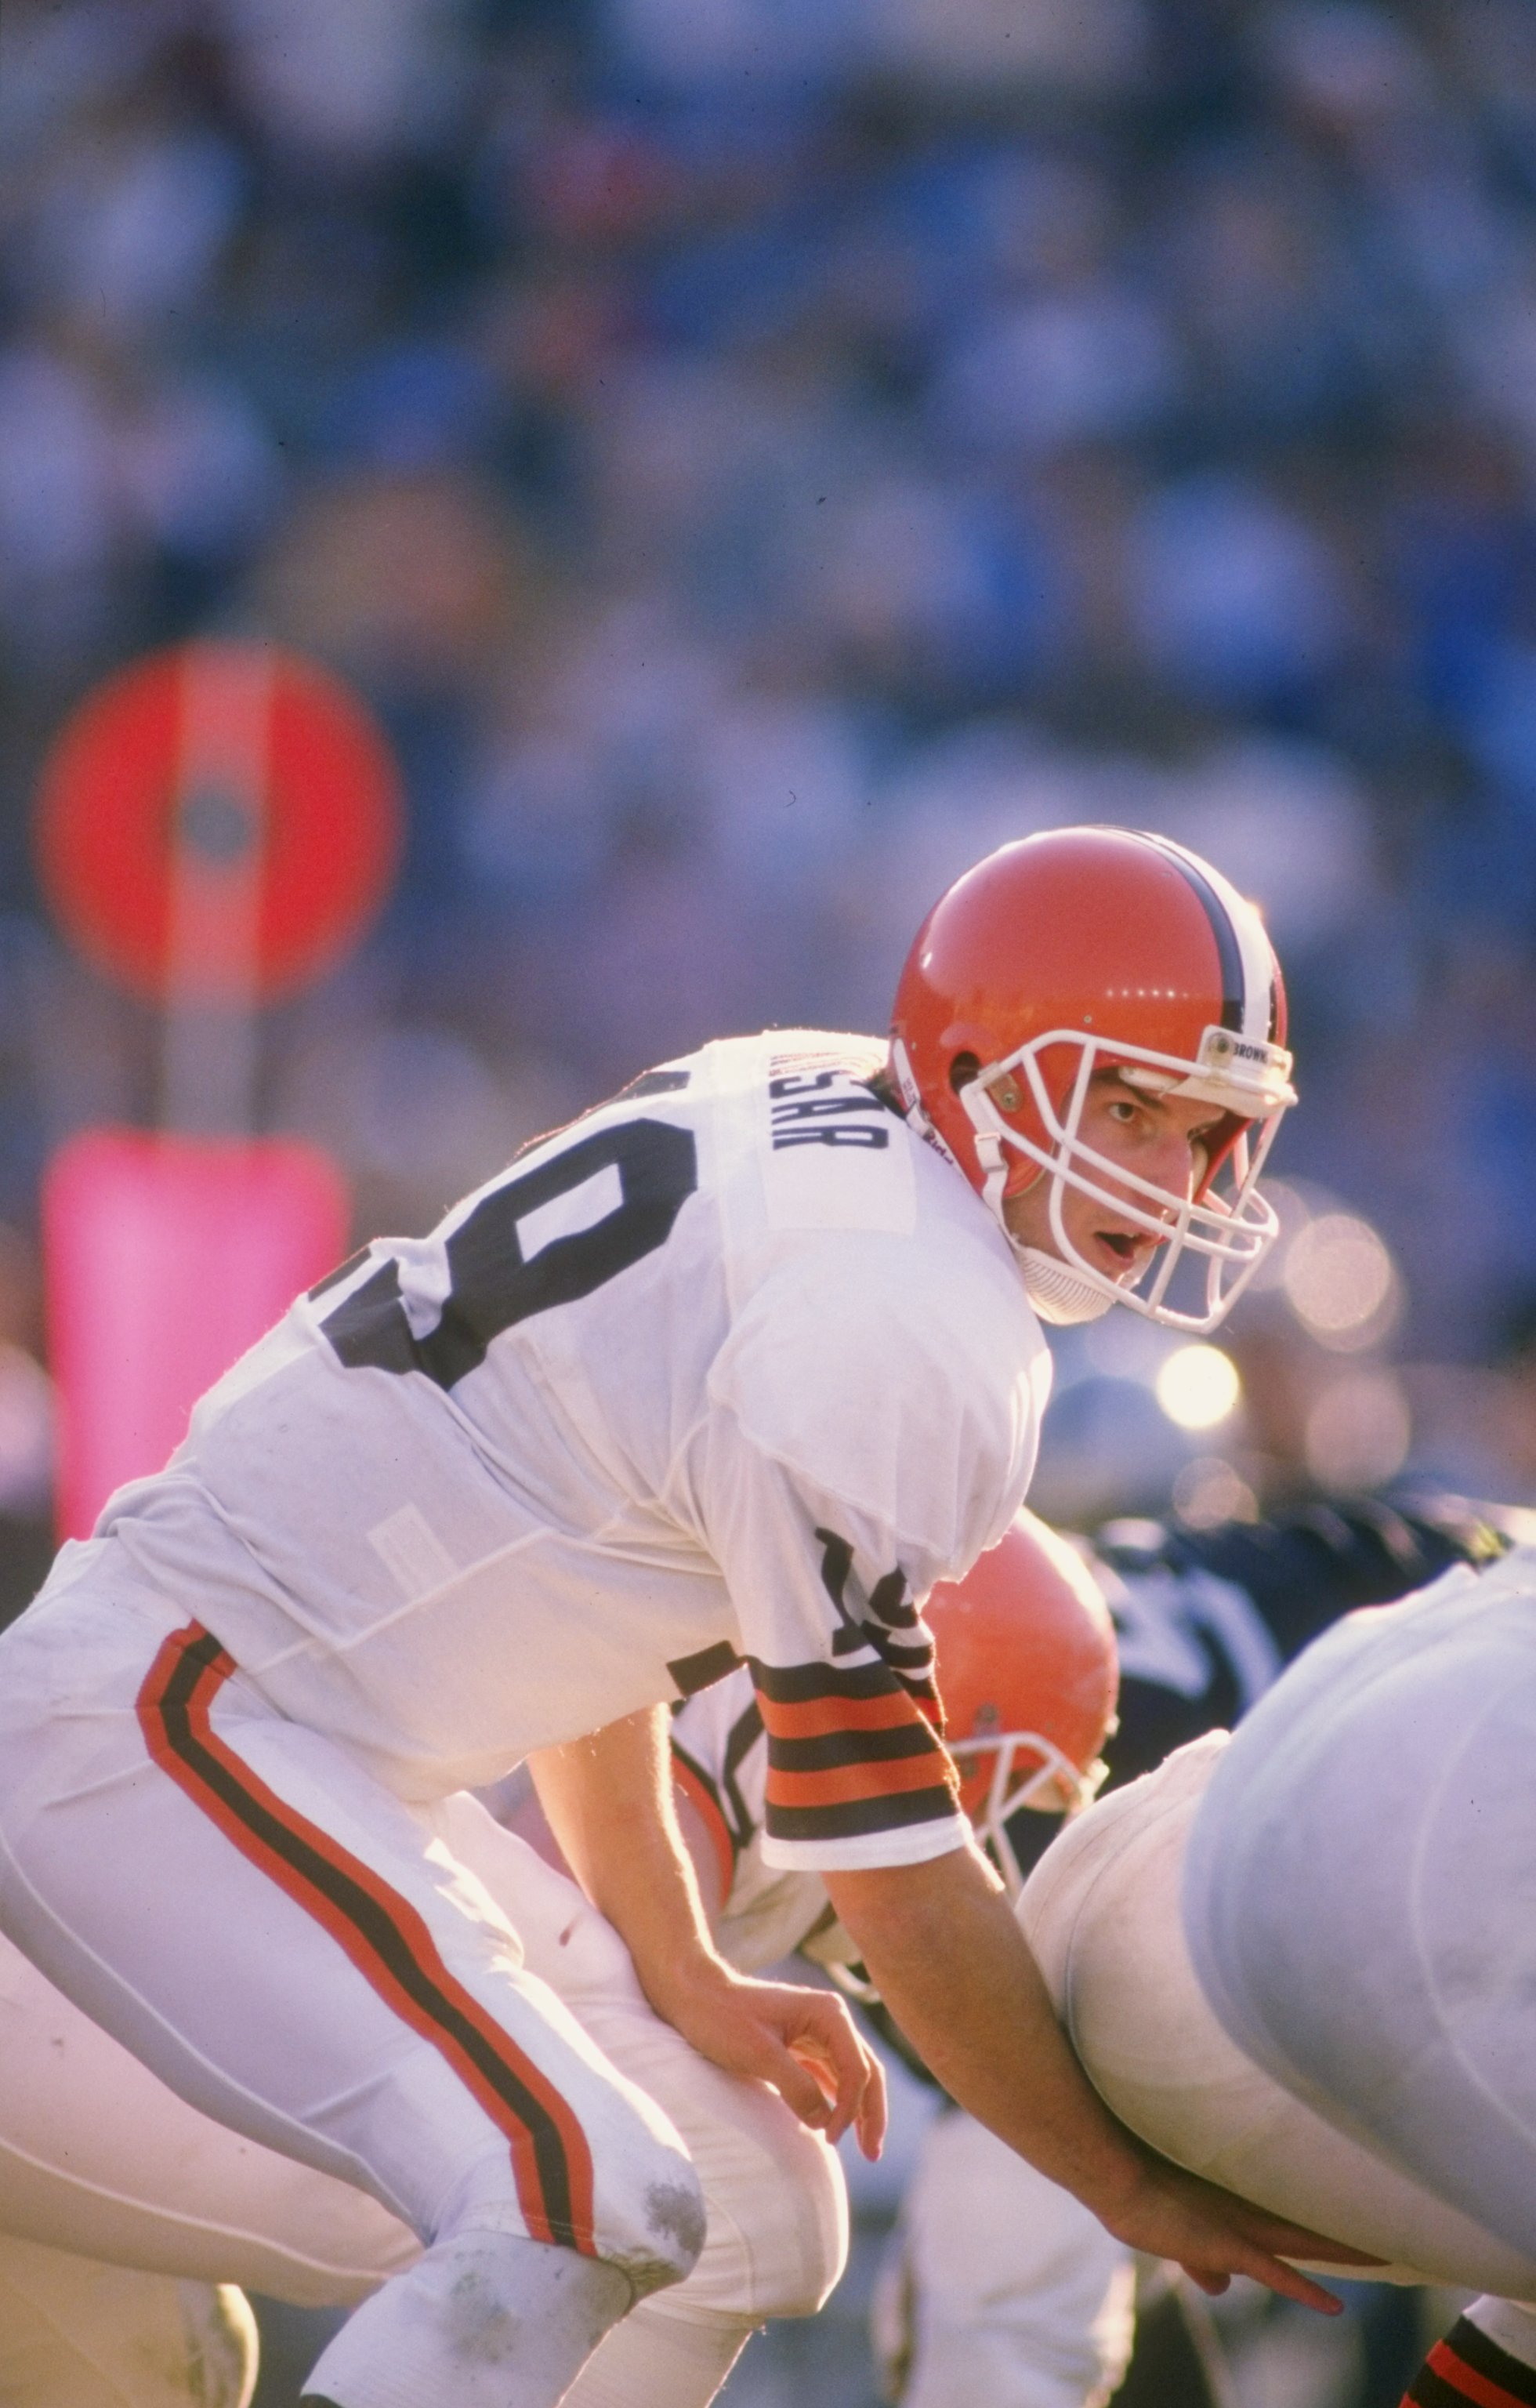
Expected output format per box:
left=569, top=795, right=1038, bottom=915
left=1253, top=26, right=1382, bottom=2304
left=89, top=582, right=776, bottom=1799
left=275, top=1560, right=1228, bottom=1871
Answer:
left=688, top=1241, right=1047, bottom=1873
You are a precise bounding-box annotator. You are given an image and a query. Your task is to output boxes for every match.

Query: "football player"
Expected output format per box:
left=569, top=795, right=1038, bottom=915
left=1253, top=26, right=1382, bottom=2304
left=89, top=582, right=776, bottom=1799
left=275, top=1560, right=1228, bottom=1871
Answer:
left=0, top=827, right=1346, bottom=2408
left=1020, top=1539, right=1536, bottom=2408
left=870, top=1491, right=1501, bottom=2408
left=0, top=1509, right=1114, bottom=2407
left=1171, top=1540, right=1536, bottom=2408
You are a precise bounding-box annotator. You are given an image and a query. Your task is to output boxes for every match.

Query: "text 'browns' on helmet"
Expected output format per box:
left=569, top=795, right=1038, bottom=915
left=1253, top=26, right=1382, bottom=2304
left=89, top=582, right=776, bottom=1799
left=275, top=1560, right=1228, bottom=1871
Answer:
left=889, top=825, right=1296, bottom=1333
left=927, top=1508, right=1119, bottom=1899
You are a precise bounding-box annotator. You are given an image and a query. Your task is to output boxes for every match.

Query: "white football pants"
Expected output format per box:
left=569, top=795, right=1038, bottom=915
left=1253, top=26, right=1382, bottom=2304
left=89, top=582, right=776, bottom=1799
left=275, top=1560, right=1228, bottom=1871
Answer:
left=869, top=2108, right=1135, bottom=2408
left=0, top=1570, right=842, bottom=2406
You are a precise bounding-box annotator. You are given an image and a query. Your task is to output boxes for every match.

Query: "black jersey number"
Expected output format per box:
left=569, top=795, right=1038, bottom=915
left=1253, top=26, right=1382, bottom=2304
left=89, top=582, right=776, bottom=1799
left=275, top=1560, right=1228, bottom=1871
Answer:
left=318, top=1118, right=697, bottom=1388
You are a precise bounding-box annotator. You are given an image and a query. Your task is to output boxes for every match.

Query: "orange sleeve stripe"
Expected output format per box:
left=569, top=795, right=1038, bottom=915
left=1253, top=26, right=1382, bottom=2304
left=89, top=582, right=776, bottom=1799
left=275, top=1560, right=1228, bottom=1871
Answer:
left=671, top=1756, right=735, bottom=1906
left=757, top=1689, right=922, bottom=1740
left=1425, top=2341, right=1533, bottom=2408
left=766, top=1752, right=953, bottom=1808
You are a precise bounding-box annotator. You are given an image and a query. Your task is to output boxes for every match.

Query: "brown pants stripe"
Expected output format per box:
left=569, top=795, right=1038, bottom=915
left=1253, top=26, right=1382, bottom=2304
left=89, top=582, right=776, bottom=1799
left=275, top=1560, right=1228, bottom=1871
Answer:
left=137, top=1621, right=596, bottom=2255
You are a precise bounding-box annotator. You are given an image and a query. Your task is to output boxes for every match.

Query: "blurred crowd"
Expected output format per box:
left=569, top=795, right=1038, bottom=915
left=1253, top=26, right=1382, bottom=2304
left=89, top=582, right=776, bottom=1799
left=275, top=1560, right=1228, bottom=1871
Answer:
left=2, top=13, right=1533, bottom=2406
left=4, top=0, right=1536, bottom=1534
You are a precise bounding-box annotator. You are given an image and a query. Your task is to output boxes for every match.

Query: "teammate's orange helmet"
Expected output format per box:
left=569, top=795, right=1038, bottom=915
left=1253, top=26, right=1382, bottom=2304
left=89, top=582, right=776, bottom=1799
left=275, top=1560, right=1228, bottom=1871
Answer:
left=889, top=826, right=1295, bottom=1331
left=929, top=1508, right=1119, bottom=1897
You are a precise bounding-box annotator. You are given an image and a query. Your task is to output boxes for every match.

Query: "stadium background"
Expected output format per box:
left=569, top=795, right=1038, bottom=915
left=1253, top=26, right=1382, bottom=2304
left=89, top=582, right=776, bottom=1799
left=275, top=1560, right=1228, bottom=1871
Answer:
left=1, top=1, right=1534, bottom=2401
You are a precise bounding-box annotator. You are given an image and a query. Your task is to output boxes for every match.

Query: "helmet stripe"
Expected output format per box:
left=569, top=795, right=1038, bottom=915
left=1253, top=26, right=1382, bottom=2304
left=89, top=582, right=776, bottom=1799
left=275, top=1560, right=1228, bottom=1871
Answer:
left=1138, top=834, right=1244, bottom=1032
left=1136, top=833, right=1275, bottom=1046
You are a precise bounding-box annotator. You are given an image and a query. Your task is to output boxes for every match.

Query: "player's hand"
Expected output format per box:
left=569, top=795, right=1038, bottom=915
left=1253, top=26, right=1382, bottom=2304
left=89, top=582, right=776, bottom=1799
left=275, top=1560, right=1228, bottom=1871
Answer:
left=1099, top=2151, right=1386, bottom=2313
left=652, top=1964, right=888, bottom=2159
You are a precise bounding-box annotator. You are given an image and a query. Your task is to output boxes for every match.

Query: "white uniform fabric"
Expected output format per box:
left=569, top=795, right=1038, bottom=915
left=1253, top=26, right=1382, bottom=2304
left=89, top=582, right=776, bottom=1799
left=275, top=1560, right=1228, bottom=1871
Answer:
left=869, top=2110, right=1135, bottom=2408
left=0, top=1574, right=705, bottom=2290
left=1021, top=1731, right=1536, bottom=2301
left=89, top=1031, right=1045, bottom=1863
left=0, top=1626, right=844, bottom=2404
left=0, top=1922, right=415, bottom=2305
left=1467, top=2297, right=1536, bottom=2373
left=1180, top=1547, right=1536, bottom=2265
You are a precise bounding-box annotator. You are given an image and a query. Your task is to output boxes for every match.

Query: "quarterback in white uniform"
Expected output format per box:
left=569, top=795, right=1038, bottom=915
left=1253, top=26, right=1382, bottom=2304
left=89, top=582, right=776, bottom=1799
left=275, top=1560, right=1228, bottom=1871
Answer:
left=0, top=828, right=1331, bottom=2408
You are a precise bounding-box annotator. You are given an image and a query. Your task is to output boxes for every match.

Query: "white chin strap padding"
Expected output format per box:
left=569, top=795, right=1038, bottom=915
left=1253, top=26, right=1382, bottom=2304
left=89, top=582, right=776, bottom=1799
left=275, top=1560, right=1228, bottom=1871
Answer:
left=1020, top=1247, right=1116, bottom=1326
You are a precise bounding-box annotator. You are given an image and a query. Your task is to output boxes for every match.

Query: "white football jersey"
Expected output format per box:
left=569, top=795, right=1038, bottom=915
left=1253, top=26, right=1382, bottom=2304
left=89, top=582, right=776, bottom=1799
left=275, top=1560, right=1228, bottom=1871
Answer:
left=95, top=1031, right=1051, bottom=1869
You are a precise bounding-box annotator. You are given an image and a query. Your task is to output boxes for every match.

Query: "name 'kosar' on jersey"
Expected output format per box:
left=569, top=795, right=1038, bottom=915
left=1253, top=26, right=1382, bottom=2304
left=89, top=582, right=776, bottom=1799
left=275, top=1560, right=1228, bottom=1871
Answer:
left=96, top=1031, right=1050, bottom=1860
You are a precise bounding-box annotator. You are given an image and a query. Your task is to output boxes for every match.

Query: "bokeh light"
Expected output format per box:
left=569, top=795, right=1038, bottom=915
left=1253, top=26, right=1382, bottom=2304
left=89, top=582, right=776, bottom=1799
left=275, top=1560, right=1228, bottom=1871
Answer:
left=1304, top=1371, right=1411, bottom=1491
left=1172, top=1456, right=1259, bottom=1529
left=1282, top=1213, right=1401, bottom=1351
left=1155, top=1343, right=1241, bottom=1431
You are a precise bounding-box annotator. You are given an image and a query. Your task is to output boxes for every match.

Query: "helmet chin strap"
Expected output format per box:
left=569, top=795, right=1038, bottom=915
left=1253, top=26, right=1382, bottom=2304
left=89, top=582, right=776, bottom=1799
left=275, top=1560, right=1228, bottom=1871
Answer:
left=973, top=1126, right=1115, bottom=1325
left=1019, top=1247, right=1116, bottom=1326
left=901, top=1054, right=1125, bottom=1325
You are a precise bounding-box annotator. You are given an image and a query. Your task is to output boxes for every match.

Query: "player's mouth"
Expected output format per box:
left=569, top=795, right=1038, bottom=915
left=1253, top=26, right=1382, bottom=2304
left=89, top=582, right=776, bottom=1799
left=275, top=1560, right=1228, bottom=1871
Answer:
left=1091, top=1226, right=1164, bottom=1280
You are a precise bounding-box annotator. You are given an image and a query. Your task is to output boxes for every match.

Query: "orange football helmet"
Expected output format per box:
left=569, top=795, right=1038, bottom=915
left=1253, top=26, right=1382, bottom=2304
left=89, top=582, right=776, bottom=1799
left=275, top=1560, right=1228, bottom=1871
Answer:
left=929, top=1508, right=1119, bottom=1898
left=889, top=825, right=1295, bottom=1331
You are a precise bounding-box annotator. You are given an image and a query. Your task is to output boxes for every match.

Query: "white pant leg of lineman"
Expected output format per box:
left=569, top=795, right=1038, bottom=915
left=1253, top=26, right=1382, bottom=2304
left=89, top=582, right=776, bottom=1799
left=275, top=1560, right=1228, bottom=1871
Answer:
left=1181, top=1563, right=1536, bottom=2267
left=0, top=1572, right=704, bottom=2408
left=868, top=2107, right=1134, bottom=2408
left=432, top=1791, right=849, bottom=2408
left=1019, top=1733, right=1536, bottom=2303
left=0, top=1927, right=419, bottom=2305
left=0, top=2234, right=255, bottom=2408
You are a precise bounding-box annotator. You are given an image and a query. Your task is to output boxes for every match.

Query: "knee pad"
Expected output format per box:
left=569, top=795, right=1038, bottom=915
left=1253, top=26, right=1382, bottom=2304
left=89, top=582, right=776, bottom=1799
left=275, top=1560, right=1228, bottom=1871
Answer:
left=736, top=2114, right=846, bottom=2319
left=679, top=2103, right=846, bottom=2323
left=433, top=2128, right=706, bottom=2303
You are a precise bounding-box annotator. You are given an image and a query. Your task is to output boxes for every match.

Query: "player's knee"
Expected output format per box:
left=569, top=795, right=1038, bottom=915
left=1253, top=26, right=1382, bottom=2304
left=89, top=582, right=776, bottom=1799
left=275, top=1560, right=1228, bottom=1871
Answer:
left=610, top=2147, right=708, bottom=2298
left=698, top=2109, right=847, bottom=2319
left=0, top=2247, right=257, bottom=2408
left=752, top=2118, right=846, bottom=2316
left=434, top=2102, right=705, bottom=2301
left=590, top=2102, right=708, bottom=2298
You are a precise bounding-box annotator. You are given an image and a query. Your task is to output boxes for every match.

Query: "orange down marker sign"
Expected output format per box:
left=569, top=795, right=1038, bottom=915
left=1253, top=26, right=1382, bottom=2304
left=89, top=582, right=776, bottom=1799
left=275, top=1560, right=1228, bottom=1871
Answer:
left=36, top=640, right=402, bottom=1006
left=35, top=640, right=404, bottom=1538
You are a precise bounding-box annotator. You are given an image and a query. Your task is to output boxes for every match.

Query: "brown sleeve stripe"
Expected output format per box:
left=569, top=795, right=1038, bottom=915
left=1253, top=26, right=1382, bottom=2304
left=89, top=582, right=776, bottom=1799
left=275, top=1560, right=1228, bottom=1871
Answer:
left=749, top=1658, right=905, bottom=1703
left=136, top=1622, right=596, bottom=2260
left=766, top=1785, right=962, bottom=1844
left=768, top=1721, right=942, bottom=1775
left=768, top=1750, right=954, bottom=1811
left=668, top=1641, right=744, bottom=1697
left=1404, top=2320, right=1536, bottom=2408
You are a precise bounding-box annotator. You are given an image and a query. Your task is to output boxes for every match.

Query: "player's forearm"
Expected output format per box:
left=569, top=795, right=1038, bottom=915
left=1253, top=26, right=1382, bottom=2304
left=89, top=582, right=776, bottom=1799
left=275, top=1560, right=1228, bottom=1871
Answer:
left=823, top=1844, right=1147, bottom=2227
left=527, top=1706, right=730, bottom=2015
